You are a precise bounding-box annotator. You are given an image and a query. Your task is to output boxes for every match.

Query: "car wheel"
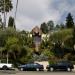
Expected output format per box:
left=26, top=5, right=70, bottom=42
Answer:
left=2, top=66, right=8, bottom=70
left=67, top=67, right=71, bottom=72
left=20, top=68, right=24, bottom=71
left=36, top=68, right=39, bottom=71
left=50, top=67, right=54, bottom=72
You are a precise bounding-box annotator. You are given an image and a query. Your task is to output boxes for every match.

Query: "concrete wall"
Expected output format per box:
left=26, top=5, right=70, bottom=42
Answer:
left=74, top=65, right=75, bottom=71
left=34, top=61, right=49, bottom=70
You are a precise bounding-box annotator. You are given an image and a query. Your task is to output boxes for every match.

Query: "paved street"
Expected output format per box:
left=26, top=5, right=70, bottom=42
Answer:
left=0, top=71, right=75, bottom=75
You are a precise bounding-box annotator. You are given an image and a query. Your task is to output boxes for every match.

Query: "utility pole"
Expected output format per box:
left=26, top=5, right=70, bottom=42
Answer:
left=15, top=0, right=18, bottom=19
left=13, top=0, right=18, bottom=29
left=3, top=0, right=6, bottom=29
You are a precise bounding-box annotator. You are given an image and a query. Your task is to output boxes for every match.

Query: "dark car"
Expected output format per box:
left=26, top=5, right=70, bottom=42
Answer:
left=18, top=63, right=44, bottom=71
left=46, top=61, right=74, bottom=72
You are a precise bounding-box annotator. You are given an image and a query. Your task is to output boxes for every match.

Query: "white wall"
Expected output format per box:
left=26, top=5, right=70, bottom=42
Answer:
left=34, top=61, right=49, bottom=70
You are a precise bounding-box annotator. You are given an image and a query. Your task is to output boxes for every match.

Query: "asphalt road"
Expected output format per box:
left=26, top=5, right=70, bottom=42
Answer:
left=0, top=71, right=75, bottom=75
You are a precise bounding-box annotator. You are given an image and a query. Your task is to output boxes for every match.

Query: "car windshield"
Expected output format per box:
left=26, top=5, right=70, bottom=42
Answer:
left=57, top=62, right=64, bottom=65
left=34, top=63, right=37, bottom=65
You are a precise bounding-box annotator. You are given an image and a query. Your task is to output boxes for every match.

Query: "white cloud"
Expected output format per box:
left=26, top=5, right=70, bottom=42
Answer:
left=16, top=16, right=37, bottom=31
left=5, top=0, right=75, bottom=31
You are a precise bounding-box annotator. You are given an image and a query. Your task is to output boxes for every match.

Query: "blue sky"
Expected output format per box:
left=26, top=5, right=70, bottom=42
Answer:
left=2, top=0, right=75, bottom=31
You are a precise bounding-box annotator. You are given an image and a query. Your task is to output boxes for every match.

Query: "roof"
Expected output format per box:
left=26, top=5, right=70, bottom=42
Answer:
left=32, top=26, right=42, bottom=35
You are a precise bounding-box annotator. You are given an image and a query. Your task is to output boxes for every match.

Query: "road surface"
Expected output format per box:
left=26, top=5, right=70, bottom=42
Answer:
left=0, top=71, right=75, bottom=75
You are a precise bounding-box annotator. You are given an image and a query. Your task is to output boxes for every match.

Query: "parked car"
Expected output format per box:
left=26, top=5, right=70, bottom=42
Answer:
left=46, top=61, right=74, bottom=72
left=0, top=63, right=13, bottom=70
left=18, top=63, right=44, bottom=71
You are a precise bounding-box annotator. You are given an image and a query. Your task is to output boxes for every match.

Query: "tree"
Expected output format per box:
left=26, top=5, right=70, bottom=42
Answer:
left=0, top=28, right=19, bottom=63
left=0, top=0, right=13, bottom=13
left=53, top=41, right=64, bottom=58
left=0, top=27, right=35, bottom=65
left=50, top=29, right=72, bottom=44
left=47, top=20, right=54, bottom=31
left=60, top=23, right=65, bottom=29
left=55, top=24, right=60, bottom=30
left=0, top=0, right=13, bottom=28
left=40, top=22, right=48, bottom=34
left=49, top=29, right=73, bottom=58
left=8, top=16, right=16, bottom=29
left=66, top=13, right=74, bottom=28
left=73, top=27, right=75, bottom=46
left=5, top=37, right=20, bottom=63
left=0, top=15, right=3, bottom=29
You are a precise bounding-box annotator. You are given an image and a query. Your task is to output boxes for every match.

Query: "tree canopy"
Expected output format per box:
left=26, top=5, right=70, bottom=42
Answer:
left=8, top=16, right=16, bottom=29
left=66, top=13, right=74, bottom=28
left=0, top=0, right=13, bottom=13
left=40, top=22, right=48, bottom=34
left=47, top=20, right=54, bottom=31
